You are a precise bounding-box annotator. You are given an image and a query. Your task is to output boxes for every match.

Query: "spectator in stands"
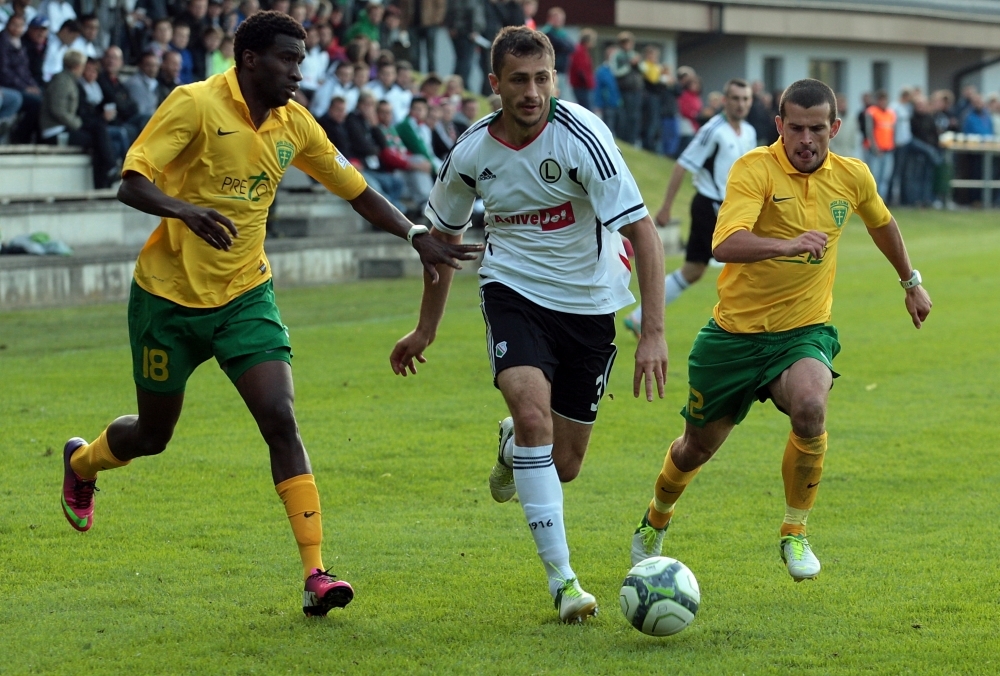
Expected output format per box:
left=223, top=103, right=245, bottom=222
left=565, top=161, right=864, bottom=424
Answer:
left=373, top=97, right=432, bottom=210
left=697, top=89, right=723, bottom=126
left=177, top=0, right=211, bottom=34
left=25, top=15, right=48, bottom=87
left=289, top=1, right=308, bottom=25
left=889, top=87, right=913, bottom=204
left=98, top=46, right=147, bottom=144
left=865, top=89, right=896, bottom=200
left=567, top=28, right=595, bottom=111
left=397, top=60, right=417, bottom=93
left=961, top=92, right=994, bottom=135
left=346, top=90, right=406, bottom=210
left=829, top=92, right=858, bottom=158
left=327, top=3, right=348, bottom=44
left=169, top=22, right=195, bottom=84
left=199, top=26, right=221, bottom=77
left=352, top=60, right=372, bottom=92
left=235, top=0, right=260, bottom=28
left=211, top=33, right=235, bottom=75
left=398, top=0, right=446, bottom=74
left=594, top=44, right=620, bottom=136
left=540, top=6, right=573, bottom=101
left=612, top=31, right=642, bottom=144
left=522, top=0, right=537, bottom=30
left=0, top=0, right=39, bottom=29
left=75, top=14, right=103, bottom=58
left=40, top=49, right=116, bottom=188
left=0, top=87, right=21, bottom=140
left=657, top=64, right=681, bottom=156
left=316, top=94, right=352, bottom=154
left=479, top=0, right=523, bottom=97
left=42, top=18, right=79, bottom=82
left=395, top=95, right=440, bottom=173
left=38, top=0, right=74, bottom=37
left=442, top=73, right=463, bottom=106
left=381, top=5, right=412, bottom=65
left=145, top=17, right=172, bottom=59
left=454, top=94, right=478, bottom=126
left=746, top=80, right=772, bottom=147
left=346, top=0, right=383, bottom=43
left=638, top=44, right=664, bottom=151
left=310, top=60, right=356, bottom=117
left=158, top=49, right=183, bottom=93
left=676, top=69, right=701, bottom=154
left=0, top=13, right=42, bottom=143
left=931, top=89, right=957, bottom=134
left=125, top=51, right=166, bottom=117
left=431, top=97, right=460, bottom=159
left=368, top=60, right=410, bottom=124
left=444, top=0, right=483, bottom=92
left=78, top=57, right=127, bottom=169
left=299, top=23, right=329, bottom=102
left=908, top=93, right=942, bottom=208
left=316, top=21, right=346, bottom=64
left=418, top=72, right=442, bottom=104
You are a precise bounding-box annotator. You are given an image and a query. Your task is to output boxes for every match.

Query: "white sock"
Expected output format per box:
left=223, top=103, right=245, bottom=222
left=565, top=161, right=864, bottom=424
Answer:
left=664, top=269, right=690, bottom=306
left=512, top=442, right=575, bottom=597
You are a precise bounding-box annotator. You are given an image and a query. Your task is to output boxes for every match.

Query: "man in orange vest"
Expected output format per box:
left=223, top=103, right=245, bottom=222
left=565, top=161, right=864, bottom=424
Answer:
left=864, top=90, right=896, bottom=199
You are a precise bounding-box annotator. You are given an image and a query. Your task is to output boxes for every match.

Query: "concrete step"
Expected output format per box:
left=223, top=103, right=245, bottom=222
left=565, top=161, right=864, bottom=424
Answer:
left=0, top=148, right=93, bottom=195
left=0, top=192, right=160, bottom=248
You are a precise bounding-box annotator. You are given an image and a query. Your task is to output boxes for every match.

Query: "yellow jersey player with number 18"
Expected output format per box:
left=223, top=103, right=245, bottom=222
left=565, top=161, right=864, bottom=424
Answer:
left=58, top=11, right=482, bottom=617
left=629, top=78, right=932, bottom=581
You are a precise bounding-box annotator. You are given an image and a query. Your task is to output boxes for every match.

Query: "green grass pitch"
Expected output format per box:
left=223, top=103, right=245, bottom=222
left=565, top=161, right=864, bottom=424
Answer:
left=2, top=151, right=1000, bottom=673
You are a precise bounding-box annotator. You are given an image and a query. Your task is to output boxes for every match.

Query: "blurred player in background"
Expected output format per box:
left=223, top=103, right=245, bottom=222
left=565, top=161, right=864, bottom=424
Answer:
left=630, top=78, right=932, bottom=581
left=624, top=78, right=755, bottom=336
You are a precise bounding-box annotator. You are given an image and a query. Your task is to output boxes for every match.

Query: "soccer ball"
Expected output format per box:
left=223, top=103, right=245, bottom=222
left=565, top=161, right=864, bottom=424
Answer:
left=619, top=556, right=700, bottom=636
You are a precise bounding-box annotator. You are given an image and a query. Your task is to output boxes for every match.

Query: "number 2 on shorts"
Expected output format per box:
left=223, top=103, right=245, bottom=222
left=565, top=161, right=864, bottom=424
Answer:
left=142, top=346, right=170, bottom=382
left=687, top=387, right=705, bottom=420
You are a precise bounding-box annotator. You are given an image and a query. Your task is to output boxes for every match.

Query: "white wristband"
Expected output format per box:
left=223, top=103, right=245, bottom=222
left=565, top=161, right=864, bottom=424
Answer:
left=406, top=224, right=429, bottom=244
left=900, top=269, right=922, bottom=289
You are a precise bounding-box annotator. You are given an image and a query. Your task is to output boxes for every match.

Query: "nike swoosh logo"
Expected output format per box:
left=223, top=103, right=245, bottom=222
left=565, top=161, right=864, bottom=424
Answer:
left=217, top=128, right=238, bottom=136
left=303, top=511, right=316, bottom=518
left=807, top=482, right=820, bottom=488
left=772, top=196, right=794, bottom=202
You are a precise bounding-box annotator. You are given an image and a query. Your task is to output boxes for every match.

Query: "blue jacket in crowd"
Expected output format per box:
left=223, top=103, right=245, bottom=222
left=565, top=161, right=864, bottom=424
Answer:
left=595, top=63, right=620, bottom=111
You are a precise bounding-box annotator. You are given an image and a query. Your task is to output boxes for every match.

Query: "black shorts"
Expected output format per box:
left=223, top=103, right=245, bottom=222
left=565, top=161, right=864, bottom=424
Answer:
left=479, top=282, right=618, bottom=424
left=685, top=192, right=721, bottom=264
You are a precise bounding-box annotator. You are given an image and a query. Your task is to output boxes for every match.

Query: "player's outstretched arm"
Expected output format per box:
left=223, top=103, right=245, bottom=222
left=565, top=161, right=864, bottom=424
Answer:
left=390, top=227, right=466, bottom=377
left=866, top=217, right=932, bottom=328
left=619, top=216, right=669, bottom=401
left=713, top=229, right=828, bottom=263
left=655, top=163, right=687, bottom=227
left=348, top=187, right=483, bottom=283
left=118, top=171, right=238, bottom=250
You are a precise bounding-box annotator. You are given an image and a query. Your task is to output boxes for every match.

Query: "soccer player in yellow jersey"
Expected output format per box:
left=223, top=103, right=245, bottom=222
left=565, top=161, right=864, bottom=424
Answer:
left=58, top=11, right=482, bottom=616
left=630, top=78, right=932, bottom=581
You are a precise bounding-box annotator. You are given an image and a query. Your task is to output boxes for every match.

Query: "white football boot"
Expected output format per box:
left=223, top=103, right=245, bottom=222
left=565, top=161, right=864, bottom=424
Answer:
left=780, top=534, right=821, bottom=581
left=488, top=417, right=516, bottom=503
left=554, top=578, right=598, bottom=624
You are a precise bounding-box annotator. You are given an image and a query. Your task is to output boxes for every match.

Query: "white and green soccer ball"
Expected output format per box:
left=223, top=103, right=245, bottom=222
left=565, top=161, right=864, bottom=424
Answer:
left=619, top=556, right=700, bottom=636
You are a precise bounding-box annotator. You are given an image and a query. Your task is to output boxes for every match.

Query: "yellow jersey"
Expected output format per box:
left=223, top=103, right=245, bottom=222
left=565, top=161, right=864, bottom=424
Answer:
left=711, top=139, right=891, bottom=333
left=124, top=68, right=367, bottom=308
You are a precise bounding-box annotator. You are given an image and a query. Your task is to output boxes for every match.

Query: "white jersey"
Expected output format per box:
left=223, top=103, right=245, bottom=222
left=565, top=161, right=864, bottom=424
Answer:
left=678, top=114, right=757, bottom=202
left=426, top=99, right=647, bottom=315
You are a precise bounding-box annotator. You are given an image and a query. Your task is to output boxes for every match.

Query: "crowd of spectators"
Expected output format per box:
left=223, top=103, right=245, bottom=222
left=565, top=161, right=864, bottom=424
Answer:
left=1, top=0, right=998, bottom=207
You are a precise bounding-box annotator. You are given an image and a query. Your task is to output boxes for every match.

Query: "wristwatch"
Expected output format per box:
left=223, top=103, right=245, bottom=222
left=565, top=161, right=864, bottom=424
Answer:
left=899, top=269, right=922, bottom=289
left=406, top=224, right=429, bottom=244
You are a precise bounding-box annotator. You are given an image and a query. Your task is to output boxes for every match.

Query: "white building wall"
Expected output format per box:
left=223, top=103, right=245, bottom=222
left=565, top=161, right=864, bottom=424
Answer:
left=983, top=52, right=1000, bottom=97
left=745, top=38, right=927, bottom=118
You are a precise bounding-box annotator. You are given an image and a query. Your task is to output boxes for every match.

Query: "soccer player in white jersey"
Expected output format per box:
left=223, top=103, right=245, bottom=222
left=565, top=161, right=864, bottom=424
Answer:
left=389, top=26, right=669, bottom=623
left=624, top=79, right=756, bottom=336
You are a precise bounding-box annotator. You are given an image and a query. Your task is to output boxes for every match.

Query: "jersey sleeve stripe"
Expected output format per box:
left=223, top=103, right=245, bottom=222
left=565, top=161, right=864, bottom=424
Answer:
left=603, top=202, right=646, bottom=228
left=553, top=109, right=616, bottom=181
left=699, top=116, right=725, bottom=146
left=427, top=199, right=471, bottom=233
left=438, top=114, right=494, bottom=182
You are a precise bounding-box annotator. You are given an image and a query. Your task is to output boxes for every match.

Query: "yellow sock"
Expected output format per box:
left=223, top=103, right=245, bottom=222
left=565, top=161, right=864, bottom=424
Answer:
left=780, top=431, right=827, bottom=537
left=276, top=474, right=324, bottom=579
left=70, top=429, right=130, bottom=479
left=649, top=440, right=702, bottom=530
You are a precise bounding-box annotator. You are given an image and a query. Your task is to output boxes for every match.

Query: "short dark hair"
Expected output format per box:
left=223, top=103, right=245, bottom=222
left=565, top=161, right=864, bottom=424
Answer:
left=233, top=10, right=306, bottom=72
left=490, top=25, right=554, bottom=79
left=779, top=78, right=837, bottom=123
left=59, top=19, right=81, bottom=33
left=410, top=95, right=428, bottom=107
left=724, top=78, right=750, bottom=95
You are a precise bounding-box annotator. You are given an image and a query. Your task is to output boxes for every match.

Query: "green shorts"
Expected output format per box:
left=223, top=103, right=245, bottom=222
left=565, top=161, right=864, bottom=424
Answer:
left=682, top=319, right=840, bottom=427
left=128, top=280, right=292, bottom=395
